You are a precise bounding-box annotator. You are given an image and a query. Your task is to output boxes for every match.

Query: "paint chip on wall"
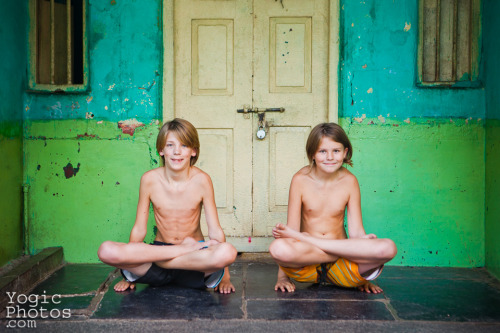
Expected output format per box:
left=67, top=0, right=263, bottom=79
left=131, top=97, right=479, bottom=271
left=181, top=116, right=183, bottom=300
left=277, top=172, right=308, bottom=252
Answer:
left=353, top=114, right=366, bottom=123
left=404, top=22, right=411, bottom=31
left=63, top=162, right=81, bottom=179
left=378, top=115, right=386, bottom=123
left=118, top=119, right=145, bottom=136
left=367, top=88, right=373, bottom=94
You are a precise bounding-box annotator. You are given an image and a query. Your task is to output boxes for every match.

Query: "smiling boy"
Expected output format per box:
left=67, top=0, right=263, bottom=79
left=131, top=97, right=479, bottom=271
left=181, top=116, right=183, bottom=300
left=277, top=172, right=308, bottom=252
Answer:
left=98, top=118, right=237, bottom=293
left=269, top=123, right=397, bottom=293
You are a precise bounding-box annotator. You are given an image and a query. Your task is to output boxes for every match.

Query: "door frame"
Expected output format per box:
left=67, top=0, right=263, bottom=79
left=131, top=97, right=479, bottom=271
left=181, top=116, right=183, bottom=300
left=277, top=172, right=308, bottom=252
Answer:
left=161, top=0, right=340, bottom=251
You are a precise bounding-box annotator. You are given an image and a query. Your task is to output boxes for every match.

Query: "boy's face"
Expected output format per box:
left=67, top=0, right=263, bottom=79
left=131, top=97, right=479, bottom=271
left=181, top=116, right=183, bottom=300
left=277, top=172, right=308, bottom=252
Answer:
left=160, top=132, right=197, bottom=170
left=313, top=136, right=348, bottom=174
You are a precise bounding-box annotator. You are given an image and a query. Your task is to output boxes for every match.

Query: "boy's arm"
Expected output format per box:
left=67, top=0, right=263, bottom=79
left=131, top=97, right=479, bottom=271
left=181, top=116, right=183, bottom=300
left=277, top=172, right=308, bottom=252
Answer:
left=345, top=176, right=370, bottom=239
left=285, top=174, right=303, bottom=231
left=129, top=174, right=151, bottom=243
left=200, top=173, right=235, bottom=293
left=201, top=173, right=226, bottom=242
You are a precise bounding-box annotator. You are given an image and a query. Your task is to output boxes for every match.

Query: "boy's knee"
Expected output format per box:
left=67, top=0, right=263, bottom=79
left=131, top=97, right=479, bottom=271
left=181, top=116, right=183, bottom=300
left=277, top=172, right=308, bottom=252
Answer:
left=213, top=242, right=237, bottom=268
left=97, top=241, right=120, bottom=265
left=380, top=239, right=397, bottom=261
left=269, top=239, right=292, bottom=263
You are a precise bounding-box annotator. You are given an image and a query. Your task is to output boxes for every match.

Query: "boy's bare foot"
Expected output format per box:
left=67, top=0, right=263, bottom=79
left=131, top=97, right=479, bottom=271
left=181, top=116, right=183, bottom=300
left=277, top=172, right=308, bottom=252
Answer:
left=275, top=276, right=296, bottom=292
left=272, top=223, right=304, bottom=240
left=114, top=279, right=135, bottom=292
left=360, top=233, right=377, bottom=239
left=180, top=237, right=218, bottom=252
left=357, top=281, right=382, bottom=293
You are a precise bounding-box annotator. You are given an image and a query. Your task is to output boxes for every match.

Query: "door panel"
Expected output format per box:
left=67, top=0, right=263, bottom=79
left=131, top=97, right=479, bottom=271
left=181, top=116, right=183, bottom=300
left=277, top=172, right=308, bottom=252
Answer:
left=252, top=0, right=329, bottom=238
left=166, top=0, right=335, bottom=250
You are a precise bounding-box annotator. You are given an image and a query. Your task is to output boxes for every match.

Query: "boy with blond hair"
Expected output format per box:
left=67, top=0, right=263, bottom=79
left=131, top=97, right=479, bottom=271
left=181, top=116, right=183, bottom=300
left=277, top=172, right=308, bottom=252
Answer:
left=98, top=118, right=237, bottom=293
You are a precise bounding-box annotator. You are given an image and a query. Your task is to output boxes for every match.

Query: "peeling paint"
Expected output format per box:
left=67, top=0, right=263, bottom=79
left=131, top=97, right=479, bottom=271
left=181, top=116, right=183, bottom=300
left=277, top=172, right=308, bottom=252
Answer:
left=139, top=80, right=156, bottom=92
left=404, top=22, right=411, bottom=31
left=378, top=115, right=386, bottom=123
left=404, top=118, right=411, bottom=124
left=85, top=112, right=94, bottom=119
left=354, top=114, right=366, bottom=123
left=118, top=119, right=145, bottom=136
left=76, top=133, right=96, bottom=139
left=86, top=96, right=93, bottom=104
left=367, top=88, right=373, bottom=94
left=63, top=162, right=80, bottom=179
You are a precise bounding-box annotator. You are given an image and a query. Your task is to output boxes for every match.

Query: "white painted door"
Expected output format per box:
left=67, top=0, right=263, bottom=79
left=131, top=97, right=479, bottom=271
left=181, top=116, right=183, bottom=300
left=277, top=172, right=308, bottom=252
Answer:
left=163, top=0, right=338, bottom=251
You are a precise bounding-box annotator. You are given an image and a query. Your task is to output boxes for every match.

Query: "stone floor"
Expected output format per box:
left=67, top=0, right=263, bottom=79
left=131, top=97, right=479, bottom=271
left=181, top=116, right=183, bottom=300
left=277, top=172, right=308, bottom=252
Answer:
left=2, top=257, right=500, bottom=332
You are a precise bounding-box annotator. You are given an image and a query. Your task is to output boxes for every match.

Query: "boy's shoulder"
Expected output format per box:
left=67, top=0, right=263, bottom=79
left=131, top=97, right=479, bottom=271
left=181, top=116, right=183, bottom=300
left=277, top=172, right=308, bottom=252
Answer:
left=189, top=166, right=212, bottom=183
left=141, top=167, right=163, bottom=181
left=293, top=166, right=309, bottom=179
left=339, top=167, right=358, bottom=183
left=291, top=166, right=313, bottom=185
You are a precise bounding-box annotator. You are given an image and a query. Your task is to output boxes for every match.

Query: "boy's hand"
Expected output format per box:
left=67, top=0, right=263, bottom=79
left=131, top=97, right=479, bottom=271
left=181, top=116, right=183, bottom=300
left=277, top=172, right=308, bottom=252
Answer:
left=275, top=277, right=296, bottom=292
left=357, top=281, right=382, bottom=293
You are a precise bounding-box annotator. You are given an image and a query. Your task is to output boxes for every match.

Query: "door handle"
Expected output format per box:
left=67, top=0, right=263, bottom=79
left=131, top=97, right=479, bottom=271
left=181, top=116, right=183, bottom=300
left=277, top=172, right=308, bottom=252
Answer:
left=236, top=107, right=285, bottom=113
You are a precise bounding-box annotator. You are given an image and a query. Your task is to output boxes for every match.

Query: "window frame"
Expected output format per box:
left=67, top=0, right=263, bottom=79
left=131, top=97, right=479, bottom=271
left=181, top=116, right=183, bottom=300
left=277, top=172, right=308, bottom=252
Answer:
left=417, top=0, right=482, bottom=88
left=28, top=0, right=89, bottom=93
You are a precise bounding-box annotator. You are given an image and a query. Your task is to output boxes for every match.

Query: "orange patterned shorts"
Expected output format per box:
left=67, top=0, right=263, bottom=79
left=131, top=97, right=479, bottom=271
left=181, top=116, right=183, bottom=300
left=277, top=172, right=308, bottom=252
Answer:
left=280, top=258, right=383, bottom=288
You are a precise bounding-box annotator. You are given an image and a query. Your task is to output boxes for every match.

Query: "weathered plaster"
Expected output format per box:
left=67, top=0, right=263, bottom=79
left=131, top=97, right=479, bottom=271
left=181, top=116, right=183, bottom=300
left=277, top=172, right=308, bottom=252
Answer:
left=340, top=0, right=485, bottom=119
left=340, top=118, right=486, bottom=267
left=25, top=120, right=159, bottom=262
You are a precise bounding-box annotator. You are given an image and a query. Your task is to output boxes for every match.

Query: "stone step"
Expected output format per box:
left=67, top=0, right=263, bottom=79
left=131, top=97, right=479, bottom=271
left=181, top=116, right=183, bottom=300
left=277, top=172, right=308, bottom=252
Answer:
left=0, top=247, right=64, bottom=312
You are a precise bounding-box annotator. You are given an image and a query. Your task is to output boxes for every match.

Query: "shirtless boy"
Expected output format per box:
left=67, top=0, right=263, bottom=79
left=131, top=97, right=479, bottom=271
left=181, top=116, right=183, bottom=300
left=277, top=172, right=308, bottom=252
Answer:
left=269, top=123, right=397, bottom=293
left=98, top=118, right=237, bottom=293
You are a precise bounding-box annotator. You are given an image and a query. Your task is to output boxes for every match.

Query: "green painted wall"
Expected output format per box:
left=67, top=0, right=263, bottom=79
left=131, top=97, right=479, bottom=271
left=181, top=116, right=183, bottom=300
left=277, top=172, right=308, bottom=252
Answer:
left=484, top=0, right=500, bottom=279
left=0, top=2, right=27, bottom=266
left=14, top=0, right=495, bottom=269
left=25, top=120, right=159, bottom=262
left=340, top=118, right=485, bottom=267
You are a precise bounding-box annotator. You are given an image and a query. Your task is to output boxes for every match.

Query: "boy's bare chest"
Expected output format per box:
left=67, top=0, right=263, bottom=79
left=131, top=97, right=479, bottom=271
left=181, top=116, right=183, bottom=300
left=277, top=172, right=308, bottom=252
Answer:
left=302, top=185, right=349, bottom=216
left=150, top=184, right=202, bottom=213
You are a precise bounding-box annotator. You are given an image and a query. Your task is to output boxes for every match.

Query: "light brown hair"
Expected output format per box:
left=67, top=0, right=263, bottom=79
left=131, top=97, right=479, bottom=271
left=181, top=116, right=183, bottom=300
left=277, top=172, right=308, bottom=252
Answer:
left=306, top=123, right=353, bottom=167
left=156, top=118, right=200, bottom=166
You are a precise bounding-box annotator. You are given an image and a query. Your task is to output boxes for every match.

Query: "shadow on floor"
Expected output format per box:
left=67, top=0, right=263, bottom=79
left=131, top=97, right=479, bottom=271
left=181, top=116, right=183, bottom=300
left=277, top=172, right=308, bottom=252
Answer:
left=1, top=259, right=500, bottom=332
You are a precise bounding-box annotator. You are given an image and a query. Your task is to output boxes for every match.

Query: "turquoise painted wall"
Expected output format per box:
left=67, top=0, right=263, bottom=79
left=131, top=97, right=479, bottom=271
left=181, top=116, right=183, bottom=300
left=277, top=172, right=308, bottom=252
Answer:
left=0, top=2, right=27, bottom=266
left=339, top=0, right=486, bottom=267
left=484, top=0, right=500, bottom=279
left=15, top=0, right=494, bottom=270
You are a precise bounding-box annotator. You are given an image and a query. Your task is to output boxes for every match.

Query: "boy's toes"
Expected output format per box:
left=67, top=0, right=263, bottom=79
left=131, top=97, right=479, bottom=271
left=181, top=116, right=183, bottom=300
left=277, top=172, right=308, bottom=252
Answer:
left=114, top=280, right=132, bottom=292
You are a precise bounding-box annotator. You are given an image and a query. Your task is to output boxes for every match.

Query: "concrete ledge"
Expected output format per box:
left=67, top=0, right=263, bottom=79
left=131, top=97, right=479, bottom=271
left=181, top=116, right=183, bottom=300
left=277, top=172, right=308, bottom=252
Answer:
left=0, top=247, right=64, bottom=311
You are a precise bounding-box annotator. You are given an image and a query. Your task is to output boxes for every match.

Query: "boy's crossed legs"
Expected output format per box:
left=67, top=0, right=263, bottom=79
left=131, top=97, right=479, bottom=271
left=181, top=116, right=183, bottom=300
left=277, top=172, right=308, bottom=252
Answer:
left=270, top=224, right=397, bottom=293
left=98, top=237, right=237, bottom=292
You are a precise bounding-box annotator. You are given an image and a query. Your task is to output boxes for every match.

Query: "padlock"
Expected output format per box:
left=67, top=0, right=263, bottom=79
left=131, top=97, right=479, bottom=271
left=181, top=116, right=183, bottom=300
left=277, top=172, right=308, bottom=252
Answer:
left=256, top=127, right=266, bottom=140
